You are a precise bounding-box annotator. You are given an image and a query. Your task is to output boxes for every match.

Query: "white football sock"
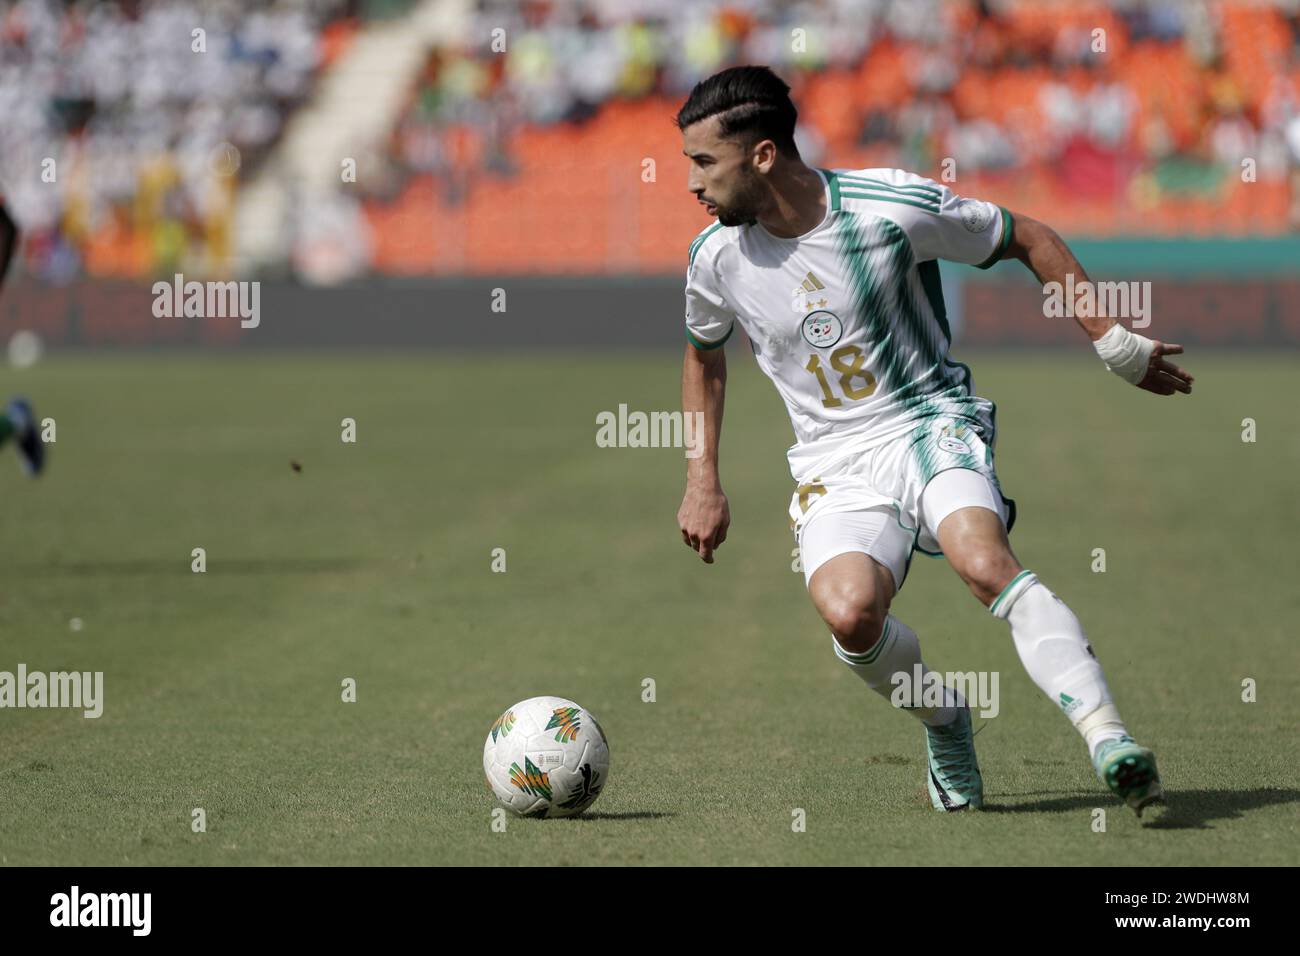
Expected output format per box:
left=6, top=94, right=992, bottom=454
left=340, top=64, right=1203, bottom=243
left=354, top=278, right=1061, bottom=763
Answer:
left=990, top=571, right=1129, bottom=756
left=832, top=615, right=962, bottom=728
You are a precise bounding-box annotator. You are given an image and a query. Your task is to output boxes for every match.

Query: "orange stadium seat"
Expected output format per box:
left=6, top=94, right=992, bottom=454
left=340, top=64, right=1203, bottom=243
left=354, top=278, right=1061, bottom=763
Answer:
left=22, top=0, right=1300, bottom=279
left=357, top=1, right=1297, bottom=274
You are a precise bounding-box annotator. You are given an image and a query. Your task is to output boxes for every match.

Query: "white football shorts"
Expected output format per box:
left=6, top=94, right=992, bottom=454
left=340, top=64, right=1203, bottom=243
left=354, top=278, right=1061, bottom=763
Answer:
left=790, top=415, right=1016, bottom=592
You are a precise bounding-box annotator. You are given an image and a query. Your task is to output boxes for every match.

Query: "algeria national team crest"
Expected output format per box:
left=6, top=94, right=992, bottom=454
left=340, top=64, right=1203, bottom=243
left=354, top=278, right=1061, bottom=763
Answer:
left=801, top=310, right=843, bottom=348
left=958, top=198, right=994, bottom=233
left=938, top=435, right=972, bottom=455
left=937, top=421, right=973, bottom=455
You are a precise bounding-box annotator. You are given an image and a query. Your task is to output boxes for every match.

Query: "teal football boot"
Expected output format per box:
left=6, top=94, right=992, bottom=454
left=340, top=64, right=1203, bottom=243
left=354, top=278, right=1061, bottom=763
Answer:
left=1093, top=735, right=1164, bottom=817
left=925, top=706, right=984, bottom=811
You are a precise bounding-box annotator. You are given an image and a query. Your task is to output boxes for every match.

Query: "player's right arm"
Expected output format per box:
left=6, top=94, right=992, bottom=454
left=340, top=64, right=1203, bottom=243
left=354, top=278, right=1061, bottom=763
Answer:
left=678, top=341, right=729, bottom=563
left=677, top=232, right=734, bottom=564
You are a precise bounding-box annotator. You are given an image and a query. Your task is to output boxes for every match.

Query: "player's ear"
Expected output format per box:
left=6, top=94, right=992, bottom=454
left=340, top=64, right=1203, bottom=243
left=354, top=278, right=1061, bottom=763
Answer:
left=752, top=138, right=778, bottom=174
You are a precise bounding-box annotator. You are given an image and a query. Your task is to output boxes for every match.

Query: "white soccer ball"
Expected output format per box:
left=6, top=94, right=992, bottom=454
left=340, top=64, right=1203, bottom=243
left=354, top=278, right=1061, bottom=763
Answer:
left=483, top=696, right=610, bottom=818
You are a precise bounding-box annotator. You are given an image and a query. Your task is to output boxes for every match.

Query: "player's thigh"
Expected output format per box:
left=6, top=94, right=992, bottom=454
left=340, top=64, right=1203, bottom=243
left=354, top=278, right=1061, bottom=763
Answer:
left=920, top=468, right=1022, bottom=600
left=800, top=509, right=906, bottom=647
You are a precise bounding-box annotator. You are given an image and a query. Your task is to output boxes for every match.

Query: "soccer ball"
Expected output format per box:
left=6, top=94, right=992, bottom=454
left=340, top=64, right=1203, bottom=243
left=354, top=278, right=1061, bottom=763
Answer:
left=483, top=696, right=610, bottom=818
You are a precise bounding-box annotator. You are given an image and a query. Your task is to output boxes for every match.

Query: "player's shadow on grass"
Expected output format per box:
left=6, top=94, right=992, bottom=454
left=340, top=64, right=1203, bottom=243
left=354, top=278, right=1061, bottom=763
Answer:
left=1131, top=787, right=1299, bottom=830
left=10, top=557, right=363, bottom=576
left=980, top=791, right=1100, bottom=814
left=985, top=787, right=1298, bottom=829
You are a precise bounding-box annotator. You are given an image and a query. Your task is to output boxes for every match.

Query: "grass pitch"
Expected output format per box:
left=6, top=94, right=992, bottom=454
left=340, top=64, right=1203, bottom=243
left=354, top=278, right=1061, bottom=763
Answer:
left=0, top=350, right=1296, bottom=865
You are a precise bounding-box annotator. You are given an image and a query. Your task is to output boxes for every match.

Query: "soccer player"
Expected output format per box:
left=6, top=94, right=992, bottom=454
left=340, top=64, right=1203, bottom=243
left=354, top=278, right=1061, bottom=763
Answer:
left=0, top=197, right=45, bottom=476
left=675, top=67, right=1191, bottom=816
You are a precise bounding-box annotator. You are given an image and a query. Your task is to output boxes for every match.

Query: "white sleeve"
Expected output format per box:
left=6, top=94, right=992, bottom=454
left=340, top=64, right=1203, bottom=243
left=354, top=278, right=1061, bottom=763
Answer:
left=684, top=241, right=735, bottom=350
left=848, top=169, right=1012, bottom=268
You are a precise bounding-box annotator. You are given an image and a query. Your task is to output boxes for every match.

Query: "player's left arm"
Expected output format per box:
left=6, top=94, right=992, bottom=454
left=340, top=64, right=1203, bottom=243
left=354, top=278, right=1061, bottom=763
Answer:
left=1002, top=212, right=1193, bottom=397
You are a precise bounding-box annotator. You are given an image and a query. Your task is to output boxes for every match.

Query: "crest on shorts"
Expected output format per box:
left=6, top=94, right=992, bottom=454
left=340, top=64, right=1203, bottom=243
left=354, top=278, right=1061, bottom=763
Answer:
left=800, top=310, right=843, bottom=348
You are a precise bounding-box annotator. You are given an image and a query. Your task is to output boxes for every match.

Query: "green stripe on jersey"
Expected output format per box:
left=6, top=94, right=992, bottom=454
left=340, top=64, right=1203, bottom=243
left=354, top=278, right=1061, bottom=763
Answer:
left=837, top=174, right=942, bottom=198
left=837, top=174, right=941, bottom=197
left=839, top=189, right=940, bottom=214
left=915, top=259, right=1000, bottom=448
left=689, top=222, right=719, bottom=254
left=688, top=222, right=723, bottom=268
left=832, top=213, right=912, bottom=399
left=917, top=260, right=952, bottom=345
left=818, top=168, right=842, bottom=211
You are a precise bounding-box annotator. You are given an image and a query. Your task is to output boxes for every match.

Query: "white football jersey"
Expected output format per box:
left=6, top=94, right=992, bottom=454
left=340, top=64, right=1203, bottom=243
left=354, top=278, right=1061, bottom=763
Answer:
left=685, top=167, right=1012, bottom=482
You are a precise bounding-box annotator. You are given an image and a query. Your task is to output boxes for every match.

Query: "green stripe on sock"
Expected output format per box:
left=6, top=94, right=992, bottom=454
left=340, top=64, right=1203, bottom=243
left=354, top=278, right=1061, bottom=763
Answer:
left=835, top=618, right=895, bottom=665
left=989, top=569, right=1033, bottom=616
left=862, top=619, right=895, bottom=664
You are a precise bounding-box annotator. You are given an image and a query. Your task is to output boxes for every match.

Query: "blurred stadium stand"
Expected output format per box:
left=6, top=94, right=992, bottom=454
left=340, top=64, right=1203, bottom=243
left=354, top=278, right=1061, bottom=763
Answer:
left=1, top=0, right=1298, bottom=347
left=363, top=0, right=1300, bottom=277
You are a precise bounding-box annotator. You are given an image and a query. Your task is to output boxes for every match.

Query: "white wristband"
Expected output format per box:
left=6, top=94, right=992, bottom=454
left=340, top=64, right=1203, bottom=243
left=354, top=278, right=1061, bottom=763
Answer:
left=1093, top=323, right=1153, bottom=385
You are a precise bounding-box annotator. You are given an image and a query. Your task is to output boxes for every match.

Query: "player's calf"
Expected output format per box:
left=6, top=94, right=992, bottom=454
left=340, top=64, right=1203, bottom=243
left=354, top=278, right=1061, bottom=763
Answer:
left=931, top=500, right=1160, bottom=812
left=801, top=512, right=974, bottom=808
left=952, top=548, right=1023, bottom=607
left=810, top=552, right=965, bottom=736
left=989, top=569, right=1166, bottom=812
left=933, top=507, right=1024, bottom=607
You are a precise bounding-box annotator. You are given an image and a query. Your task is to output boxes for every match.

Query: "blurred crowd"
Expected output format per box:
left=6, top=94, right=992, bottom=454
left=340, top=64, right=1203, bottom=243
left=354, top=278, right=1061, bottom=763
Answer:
left=0, top=0, right=354, bottom=281
left=387, top=0, right=1300, bottom=217
left=4, top=0, right=1300, bottom=282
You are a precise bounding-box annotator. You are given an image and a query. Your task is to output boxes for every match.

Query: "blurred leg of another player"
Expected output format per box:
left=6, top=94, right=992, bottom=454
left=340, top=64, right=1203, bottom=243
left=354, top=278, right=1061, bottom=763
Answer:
left=0, top=200, right=45, bottom=476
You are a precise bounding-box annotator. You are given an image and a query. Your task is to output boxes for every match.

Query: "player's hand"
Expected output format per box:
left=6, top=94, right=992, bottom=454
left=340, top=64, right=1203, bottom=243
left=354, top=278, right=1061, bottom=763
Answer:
left=677, top=482, right=730, bottom=564
left=1136, top=341, right=1194, bottom=396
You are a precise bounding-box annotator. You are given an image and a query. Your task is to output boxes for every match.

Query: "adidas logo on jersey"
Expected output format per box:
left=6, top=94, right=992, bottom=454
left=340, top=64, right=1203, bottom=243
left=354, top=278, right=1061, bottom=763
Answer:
left=791, top=271, right=830, bottom=313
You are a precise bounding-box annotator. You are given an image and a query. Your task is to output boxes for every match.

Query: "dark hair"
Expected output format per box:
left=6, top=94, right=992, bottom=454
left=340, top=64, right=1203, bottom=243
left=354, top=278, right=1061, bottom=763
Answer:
left=675, top=65, right=800, bottom=157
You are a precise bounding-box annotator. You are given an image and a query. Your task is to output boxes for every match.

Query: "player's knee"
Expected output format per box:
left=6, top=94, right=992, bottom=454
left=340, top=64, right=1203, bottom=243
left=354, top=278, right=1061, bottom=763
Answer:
left=819, top=587, right=889, bottom=654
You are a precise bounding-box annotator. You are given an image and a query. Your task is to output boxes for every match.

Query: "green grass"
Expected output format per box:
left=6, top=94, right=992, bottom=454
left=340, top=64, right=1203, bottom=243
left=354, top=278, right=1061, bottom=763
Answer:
left=0, top=350, right=1296, bottom=865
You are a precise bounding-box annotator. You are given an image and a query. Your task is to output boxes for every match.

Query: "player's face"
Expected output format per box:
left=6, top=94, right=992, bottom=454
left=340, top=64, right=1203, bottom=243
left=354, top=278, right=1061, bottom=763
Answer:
left=682, top=116, right=768, bottom=227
